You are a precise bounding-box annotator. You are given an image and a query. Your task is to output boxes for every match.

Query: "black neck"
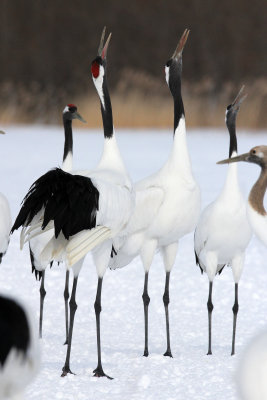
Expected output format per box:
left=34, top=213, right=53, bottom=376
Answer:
left=169, top=62, right=184, bottom=134
left=63, top=119, right=73, bottom=162
left=100, top=75, right=113, bottom=139
left=226, top=112, right=238, bottom=158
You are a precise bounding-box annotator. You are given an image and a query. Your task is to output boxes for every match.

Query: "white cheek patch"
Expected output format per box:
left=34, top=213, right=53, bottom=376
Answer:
left=93, top=65, right=105, bottom=110
left=165, top=66, right=170, bottom=85
left=63, top=105, right=69, bottom=113
left=258, top=151, right=264, bottom=158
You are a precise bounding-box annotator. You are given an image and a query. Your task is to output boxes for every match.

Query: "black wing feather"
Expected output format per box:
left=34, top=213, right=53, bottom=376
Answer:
left=12, top=168, right=99, bottom=240
left=29, top=244, right=43, bottom=281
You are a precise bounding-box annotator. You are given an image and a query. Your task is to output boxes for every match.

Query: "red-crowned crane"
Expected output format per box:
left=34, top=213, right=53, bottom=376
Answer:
left=28, top=104, right=85, bottom=341
left=11, top=28, right=134, bottom=379
left=109, top=29, right=201, bottom=358
left=194, top=87, right=252, bottom=355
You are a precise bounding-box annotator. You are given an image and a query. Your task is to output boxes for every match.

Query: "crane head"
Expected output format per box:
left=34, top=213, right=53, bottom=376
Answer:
left=217, top=146, right=267, bottom=168
left=164, top=29, right=189, bottom=87
left=226, top=86, right=247, bottom=119
left=63, top=104, right=86, bottom=123
left=91, top=27, right=112, bottom=79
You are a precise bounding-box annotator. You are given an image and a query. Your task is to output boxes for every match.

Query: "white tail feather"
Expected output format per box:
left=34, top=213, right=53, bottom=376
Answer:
left=20, top=227, right=27, bottom=250
left=40, top=236, right=66, bottom=263
left=66, top=226, right=109, bottom=252
left=22, top=222, right=54, bottom=248
left=68, top=229, right=110, bottom=259
left=25, top=221, right=43, bottom=236
left=67, top=226, right=111, bottom=267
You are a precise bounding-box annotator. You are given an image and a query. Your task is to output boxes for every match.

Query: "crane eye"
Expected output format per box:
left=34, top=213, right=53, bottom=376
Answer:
left=252, top=149, right=256, bottom=154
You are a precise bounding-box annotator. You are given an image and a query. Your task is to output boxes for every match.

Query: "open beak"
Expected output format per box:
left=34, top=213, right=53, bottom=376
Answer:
left=217, top=152, right=250, bottom=165
left=74, top=112, right=86, bottom=123
left=98, top=26, right=112, bottom=60
left=171, top=29, right=190, bottom=61
left=231, top=85, right=247, bottom=112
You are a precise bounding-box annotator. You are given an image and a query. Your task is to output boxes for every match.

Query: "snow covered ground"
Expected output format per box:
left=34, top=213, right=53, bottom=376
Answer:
left=0, top=125, right=267, bottom=400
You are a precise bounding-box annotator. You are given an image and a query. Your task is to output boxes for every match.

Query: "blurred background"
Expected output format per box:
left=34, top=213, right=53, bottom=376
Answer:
left=0, top=0, right=266, bottom=128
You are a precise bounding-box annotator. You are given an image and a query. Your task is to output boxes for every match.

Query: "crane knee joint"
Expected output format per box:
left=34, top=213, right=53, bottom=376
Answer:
left=142, top=293, right=150, bottom=306
left=232, top=303, right=239, bottom=314
left=163, top=292, right=170, bottom=306
left=94, top=301, right=102, bottom=314
left=207, top=300, right=213, bottom=313
left=69, top=299, right=77, bottom=312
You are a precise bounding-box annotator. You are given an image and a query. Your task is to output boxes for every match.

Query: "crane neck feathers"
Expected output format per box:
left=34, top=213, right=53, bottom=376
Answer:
left=220, top=158, right=240, bottom=200
left=249, top=167, right=267, bottom=216
left=226, top=113, right=238, bottom=157
left=62, top=119, right=73, bottom=172
left=93, top=70, right=114, bottom=139
left=167, top=117, right=193, bottom=173
left=97, top=134, right=130, bottom=179
left=172, top=78, right=184, bottom=134
left=62, top=152, right=73, bottom=172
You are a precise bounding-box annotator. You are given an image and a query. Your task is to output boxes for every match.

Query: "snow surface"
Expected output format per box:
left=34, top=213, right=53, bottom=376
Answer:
left=0, top=125, right=267, bottom=400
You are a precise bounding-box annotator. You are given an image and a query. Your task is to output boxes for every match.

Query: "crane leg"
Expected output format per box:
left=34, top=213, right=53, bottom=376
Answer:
left=207, top=281, right=214, bottom=355
left=93, top=277, right=113, bottom=379
left=39, top=270, right=46, bottom=338
left=163, top=271, right=172, bottom=357
left=231, top=283, right=239, bottom=355
left=61, top=276, right=78, bottom=377
left=142, top=271, right=150, bottom=357
left=63, top=270, right=70, bottom=345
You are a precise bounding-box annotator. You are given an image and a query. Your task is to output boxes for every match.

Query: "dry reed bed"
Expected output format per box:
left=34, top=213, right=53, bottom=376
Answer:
left=0, top=72, right=267, bottom=128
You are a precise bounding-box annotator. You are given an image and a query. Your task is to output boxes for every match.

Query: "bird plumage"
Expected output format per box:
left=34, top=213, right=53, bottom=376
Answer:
left=109, top=29, right=200, bottom=357
left=194, top=86, right=252, bottom=355
left=218, top=145, right=267, bottom=247
left=11, top=27, right=134, bottom=379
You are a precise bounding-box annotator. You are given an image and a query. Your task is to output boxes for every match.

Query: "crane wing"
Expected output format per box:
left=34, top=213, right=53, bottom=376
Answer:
left=11, top=168, right=99, bottom=240
left=127, top=185, right=165, bottom=233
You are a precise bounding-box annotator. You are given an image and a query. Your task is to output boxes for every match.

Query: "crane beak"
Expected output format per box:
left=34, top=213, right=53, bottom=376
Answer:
left=171, top=29, right=190, bottom=61
left=73, top=112, right=86, bottom=123
left=98, top=26, right=112, bottom=60
left=230, top=85, right=247, bottom=112
left=217, top=152, right=250, bottom=165
left=0, top=130, right=6, bottom=134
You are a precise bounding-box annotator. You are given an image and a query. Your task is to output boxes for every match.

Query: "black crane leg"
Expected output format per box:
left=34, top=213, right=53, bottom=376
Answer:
left=142, top=272, right=150, bottom=357
left=39, top=270, right=46, bottom=338
left=207, top=281, right=214, bottom=355
left=231, top=283, right=239, bottom=356
left=61, top=276, right=78, bottom=377
left=63, top=270, right=70, bottom=345
left=163, top=271, right=173, bottom=357
left=93, top=277, right=113, bottom=379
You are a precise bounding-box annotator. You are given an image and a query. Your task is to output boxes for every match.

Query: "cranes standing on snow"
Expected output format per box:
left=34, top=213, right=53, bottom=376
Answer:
left=28, top=104, right=85, bottom=341
left=109, top=29, right=200, bottom=357
left=12, top=27, right=134, bottom=379
left=194, top=87, right=252, bottom=355
left=7, top=26, right=266, bottom=386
